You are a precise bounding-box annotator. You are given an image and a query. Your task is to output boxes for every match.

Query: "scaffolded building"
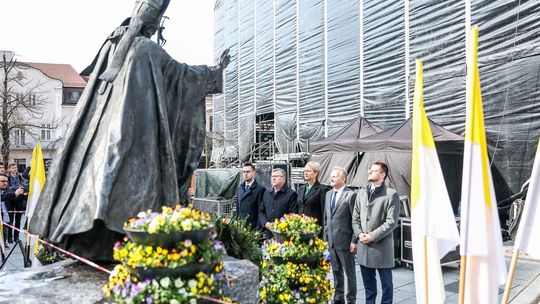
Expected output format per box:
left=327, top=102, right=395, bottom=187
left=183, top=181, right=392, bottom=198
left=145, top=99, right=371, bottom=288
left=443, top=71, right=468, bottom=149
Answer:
left=211, top=0, right=540, bottom=193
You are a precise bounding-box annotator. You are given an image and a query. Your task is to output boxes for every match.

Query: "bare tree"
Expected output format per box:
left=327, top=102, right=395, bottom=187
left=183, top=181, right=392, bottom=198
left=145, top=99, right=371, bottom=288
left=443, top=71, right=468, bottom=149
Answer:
left=0, top=53, right=60, bottom=163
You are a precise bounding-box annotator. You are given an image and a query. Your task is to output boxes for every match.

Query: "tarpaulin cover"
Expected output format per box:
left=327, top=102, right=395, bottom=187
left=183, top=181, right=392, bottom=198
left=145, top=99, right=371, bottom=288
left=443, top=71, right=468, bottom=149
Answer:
left=238, top=0, right=255, bottom=162
left=194, top=168, right=241, bottom=199
left=213, top=0, right=540, bottom=194
left=298, top=0, right=325, bottom=151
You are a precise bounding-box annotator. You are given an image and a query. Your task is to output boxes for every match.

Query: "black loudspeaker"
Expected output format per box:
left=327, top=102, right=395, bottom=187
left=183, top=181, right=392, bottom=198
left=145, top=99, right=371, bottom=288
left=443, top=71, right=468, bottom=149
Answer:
left=400, top=217, right=460, bottom=269
left=255, top=163, right=273, bottom=190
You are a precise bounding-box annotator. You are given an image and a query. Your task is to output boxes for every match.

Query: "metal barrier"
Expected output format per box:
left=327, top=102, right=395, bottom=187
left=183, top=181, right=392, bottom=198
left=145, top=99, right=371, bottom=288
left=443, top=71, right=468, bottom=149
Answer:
left=191, top=197, right=236, bottom=218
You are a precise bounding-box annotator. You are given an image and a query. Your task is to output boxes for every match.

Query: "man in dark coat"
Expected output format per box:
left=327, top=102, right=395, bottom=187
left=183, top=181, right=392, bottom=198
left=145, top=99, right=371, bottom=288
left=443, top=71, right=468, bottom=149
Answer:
left=29, top=0, right=230, bottom=261
left=259, top=168, right=298, bottom=239
left=236, top=162, right=265, bottom=228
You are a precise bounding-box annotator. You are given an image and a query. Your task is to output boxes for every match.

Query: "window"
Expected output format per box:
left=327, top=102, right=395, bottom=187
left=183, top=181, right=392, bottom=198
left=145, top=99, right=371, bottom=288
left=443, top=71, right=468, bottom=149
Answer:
left=41, top=124, right=51, bottom=140
left=63, top=88, right=83, bottom=104
left=14, top=129, right=25, bottom=146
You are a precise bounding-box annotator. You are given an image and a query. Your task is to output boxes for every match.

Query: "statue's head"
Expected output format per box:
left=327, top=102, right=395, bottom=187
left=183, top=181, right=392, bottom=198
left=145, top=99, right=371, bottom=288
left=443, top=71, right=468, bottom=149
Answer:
left=131, top=0, right=170, bottom=37
left=99, top=0, right=170, bottom=82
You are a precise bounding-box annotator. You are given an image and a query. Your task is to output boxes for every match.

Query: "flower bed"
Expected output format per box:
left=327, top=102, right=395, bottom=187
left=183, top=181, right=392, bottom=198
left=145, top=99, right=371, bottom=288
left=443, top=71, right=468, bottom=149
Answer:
left=264, top=238, right=326, bottom=263
left=104, top=205, right=236, bottom=303
left=260, top=213, right=332, bottom=303
left=124, top=206, right=212, bottom=233
left=268, top=214, right=320, bottom=242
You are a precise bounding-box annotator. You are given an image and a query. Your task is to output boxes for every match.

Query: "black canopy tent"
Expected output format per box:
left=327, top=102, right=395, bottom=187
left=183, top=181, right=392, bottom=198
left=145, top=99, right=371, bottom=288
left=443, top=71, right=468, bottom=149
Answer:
left=350, top=118, right=464, bottom=211
left=311, top=117, right=512, bottom=214
left=310, top=116, right=382, bottom=183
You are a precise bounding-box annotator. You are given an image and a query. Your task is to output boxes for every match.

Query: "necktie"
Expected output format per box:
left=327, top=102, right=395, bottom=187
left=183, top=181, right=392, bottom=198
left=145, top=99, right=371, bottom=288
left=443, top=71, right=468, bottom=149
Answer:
left=304, top=184, right=311, bottom=195
left=331, top=191, right=338, bottom=212
left=245, top=184, right=250, bottom=192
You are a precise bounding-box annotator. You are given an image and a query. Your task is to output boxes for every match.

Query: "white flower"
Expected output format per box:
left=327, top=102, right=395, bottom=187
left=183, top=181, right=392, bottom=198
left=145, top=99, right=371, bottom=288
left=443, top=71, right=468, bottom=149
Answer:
left=148, top=218, right=159, bottom=234
left=181, top=220, right=193, bottom=231
left=160, top=277, right=171, bottom=288
left=188, top=279, right=197, bottom=289
left=183, top=239, right=192, bottom=247
left=169, top=300, right=179, bottom=304
left=174, top=278, right=184, bottom=288
left=152, top=279, right=160, bottom=288
left=189, top=299, right=197, bottom=304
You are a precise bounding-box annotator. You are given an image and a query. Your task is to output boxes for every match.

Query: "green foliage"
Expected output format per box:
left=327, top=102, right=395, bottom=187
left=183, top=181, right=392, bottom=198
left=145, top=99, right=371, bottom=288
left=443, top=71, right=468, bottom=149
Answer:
left=214, top=216, right=263, bottom=266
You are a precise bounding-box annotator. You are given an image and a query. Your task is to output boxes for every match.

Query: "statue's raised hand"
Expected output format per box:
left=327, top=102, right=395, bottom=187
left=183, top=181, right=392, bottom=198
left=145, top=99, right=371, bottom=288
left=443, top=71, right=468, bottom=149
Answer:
left=219, top=49, right=230, bottom=70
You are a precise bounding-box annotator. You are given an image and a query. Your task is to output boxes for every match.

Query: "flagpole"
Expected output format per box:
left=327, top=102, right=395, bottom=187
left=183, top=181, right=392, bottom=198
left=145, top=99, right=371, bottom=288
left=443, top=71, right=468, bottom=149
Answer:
left=423, top=235, right=429, bottom=304
left=502, top=249, right=520, bottom=304
left=458, top=255, right=467, bottom=304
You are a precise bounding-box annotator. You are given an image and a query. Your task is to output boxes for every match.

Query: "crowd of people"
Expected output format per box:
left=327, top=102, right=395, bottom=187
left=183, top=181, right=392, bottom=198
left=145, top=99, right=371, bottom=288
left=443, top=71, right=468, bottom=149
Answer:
left=236, top=161, right=400, bottom=304
left=1, top=162, right=30, bottom=250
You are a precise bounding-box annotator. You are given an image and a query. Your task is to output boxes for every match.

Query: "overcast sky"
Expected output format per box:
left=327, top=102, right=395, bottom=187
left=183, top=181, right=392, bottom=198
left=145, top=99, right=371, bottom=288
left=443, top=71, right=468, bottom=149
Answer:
left=2, top=0, right=215, bottom=72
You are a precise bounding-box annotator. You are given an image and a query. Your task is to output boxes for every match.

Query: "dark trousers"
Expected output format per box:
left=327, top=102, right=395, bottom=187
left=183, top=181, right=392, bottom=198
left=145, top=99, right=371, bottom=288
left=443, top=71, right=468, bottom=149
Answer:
left=359, top=265, right=393, bottom=304
left=7, top=201, right=25, bottom=241
left=329, top=247, right=357, bottom=304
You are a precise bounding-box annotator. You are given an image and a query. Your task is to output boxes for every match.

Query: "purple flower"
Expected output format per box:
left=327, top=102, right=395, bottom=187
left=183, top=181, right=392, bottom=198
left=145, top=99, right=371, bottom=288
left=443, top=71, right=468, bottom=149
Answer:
left=130, top=283, right=141, bottom=295
left=145, top=295, right=153, bottom=304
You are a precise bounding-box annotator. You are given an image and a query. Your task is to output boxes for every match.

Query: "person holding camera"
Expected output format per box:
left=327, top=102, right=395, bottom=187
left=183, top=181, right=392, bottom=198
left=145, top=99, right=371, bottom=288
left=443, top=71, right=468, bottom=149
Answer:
left=5, top=163, right=28, bottom=243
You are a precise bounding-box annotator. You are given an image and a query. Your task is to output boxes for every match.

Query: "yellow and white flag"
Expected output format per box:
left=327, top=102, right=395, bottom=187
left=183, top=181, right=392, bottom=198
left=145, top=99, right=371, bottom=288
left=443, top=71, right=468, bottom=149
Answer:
left=26, top=141, right=46, bottom=220
left=460, top=26, right=507, bottom=303
left=26, top=142, right=46, bottom=267
left=514, top=138, right=540, bottom=259
left=411, top=60, right=460, bottom=303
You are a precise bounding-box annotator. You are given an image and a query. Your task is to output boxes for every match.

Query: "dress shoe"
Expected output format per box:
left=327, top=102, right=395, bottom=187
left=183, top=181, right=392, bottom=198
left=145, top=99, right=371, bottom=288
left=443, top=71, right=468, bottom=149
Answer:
left=7, top=238, right=13, bottom=244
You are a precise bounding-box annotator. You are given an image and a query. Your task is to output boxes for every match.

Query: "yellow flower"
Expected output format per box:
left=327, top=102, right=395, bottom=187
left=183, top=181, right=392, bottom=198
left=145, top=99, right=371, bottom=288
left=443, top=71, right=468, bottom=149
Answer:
left=181, top=208, right=192, bottom=217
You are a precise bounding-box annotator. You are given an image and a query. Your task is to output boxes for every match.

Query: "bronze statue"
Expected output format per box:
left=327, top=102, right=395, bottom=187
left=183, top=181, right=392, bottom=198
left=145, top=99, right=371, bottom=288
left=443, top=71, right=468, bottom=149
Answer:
left=29, top=0, right=230, bottom=261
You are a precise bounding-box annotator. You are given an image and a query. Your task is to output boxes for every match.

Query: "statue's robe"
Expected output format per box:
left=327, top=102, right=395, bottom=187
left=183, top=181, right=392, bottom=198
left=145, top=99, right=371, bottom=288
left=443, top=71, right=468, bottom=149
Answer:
left=29, top=32, right=222, bottom=261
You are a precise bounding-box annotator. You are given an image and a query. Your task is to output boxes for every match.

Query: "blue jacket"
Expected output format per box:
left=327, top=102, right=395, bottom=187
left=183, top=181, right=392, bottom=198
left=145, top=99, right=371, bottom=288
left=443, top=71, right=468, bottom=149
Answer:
left=236, top=179, right=265, bottom=228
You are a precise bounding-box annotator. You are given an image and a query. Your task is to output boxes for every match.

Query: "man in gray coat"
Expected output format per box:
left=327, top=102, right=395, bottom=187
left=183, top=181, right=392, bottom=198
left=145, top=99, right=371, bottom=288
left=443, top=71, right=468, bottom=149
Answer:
left=352, top=160, right=400, bottom=304
left=324, top=166, right=358, bottom=304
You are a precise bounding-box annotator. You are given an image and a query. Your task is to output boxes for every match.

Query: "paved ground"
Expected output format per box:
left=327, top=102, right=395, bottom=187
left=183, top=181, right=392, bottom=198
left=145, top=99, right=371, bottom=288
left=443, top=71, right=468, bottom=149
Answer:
left=2, top=224, right=540, bottom=303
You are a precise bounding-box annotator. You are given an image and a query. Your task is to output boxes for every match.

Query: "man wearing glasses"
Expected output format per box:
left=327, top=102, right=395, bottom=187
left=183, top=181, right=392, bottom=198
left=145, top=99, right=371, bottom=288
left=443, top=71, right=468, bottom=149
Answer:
left=258, top=168, right=298, bottom=239
left=352, top=160, right=400, bottom=304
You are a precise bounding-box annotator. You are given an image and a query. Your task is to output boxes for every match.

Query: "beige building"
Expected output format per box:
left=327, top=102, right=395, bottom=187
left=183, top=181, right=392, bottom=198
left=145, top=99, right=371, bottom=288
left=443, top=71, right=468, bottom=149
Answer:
left=1, top=52, right=86, bottom=171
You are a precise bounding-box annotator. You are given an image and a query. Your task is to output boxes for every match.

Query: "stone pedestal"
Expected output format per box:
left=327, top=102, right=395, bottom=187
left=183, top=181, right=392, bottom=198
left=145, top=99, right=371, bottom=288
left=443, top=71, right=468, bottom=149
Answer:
left=0, top=257, right=259, bottom=303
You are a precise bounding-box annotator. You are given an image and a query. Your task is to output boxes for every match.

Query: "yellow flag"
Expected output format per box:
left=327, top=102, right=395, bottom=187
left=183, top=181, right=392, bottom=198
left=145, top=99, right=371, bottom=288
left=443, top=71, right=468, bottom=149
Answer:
left=411, top=60, right=460, bottom=303
left=460, top=25, right=507, bottom=303
left=27, top=142, right=46, bottom=219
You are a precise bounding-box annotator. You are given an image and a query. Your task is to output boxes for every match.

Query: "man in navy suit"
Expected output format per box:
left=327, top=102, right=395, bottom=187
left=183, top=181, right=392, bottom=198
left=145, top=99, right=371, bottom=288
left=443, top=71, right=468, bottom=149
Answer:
left=236, top=162, right=265, bottom=228
left=324, top=166, right=357, bottom=304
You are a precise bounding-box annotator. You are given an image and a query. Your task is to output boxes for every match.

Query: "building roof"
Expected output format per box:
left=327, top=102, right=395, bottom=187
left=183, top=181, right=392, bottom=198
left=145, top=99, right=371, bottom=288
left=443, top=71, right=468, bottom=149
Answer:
left=22, top=62, right=86, bottom=88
